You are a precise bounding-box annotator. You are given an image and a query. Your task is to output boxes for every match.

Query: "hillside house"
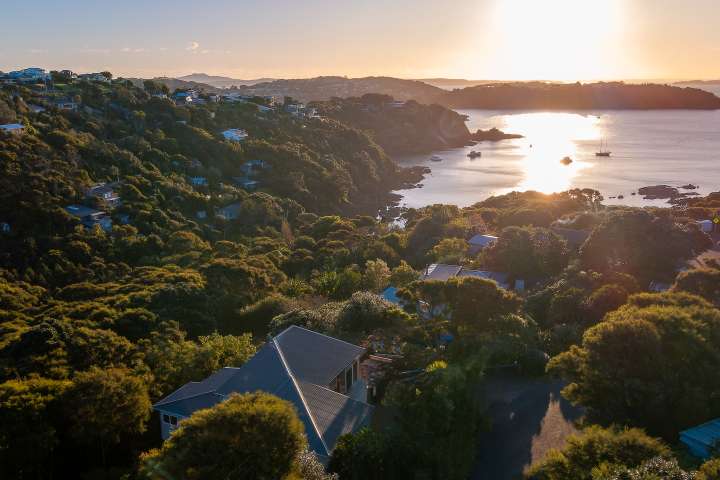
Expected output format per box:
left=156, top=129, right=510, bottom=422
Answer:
left=26, top=104, right=46, bottom=113
left=48, top=100, right=79, bottom=111
left=60, top=70, right=77, bottom=79
left=63, top=205, right=112, bottom=232
left=248, top=159, right=270, bottom=168
left=418, top=263, right=510, bottom=290
left=551, top=228, right=591, bottom=251
left=86, top=185, right=121, bottom=206
left=116, top=214, right=130, bottom=225
left=217, top=204, right=242, bottom=220
left=189, top=177, right=208, bottom=186
left=467, top=234, right=498, bottom=255
left=153, top=326, right=373, bottom=464
left=0, top=124, right=26, bottom=136
left=232, top=177, right=261, bottom=190
left=221, top=129, right=248, bottom=142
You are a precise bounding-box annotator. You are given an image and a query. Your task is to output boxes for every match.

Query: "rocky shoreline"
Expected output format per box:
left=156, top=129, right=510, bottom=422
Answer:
left=469, top=127, right=524, bottom=141
left=341, top=166, right=430, bottom=218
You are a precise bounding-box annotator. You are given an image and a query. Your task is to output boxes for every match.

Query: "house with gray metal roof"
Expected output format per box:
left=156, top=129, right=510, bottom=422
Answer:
left=551, top=228, right=591, bottom=251
left=153, top=326, right=373, bottom=464
left=467, top=234, right=498, bottom=255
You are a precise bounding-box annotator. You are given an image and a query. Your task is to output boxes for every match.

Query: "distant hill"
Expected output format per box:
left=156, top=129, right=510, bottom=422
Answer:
left=178, top=73, right=274, bottom=88
left=674, top=80, right=720, bottom=86
left=420, top=78, right=563, bottom=88
left=127, top=77, right=221, bottom=93
left=436, top=82, right=720, bottom=110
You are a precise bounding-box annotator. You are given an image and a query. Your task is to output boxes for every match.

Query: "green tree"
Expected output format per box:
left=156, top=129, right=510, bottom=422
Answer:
left=68, top=367, right=151, bottom=470
left=388, top=260, right=418, bottom=288
left=0, top=378, right=73, bottom=479
left=138, top=392, right=306, bottom=480
left=483, top=226, right=570, bottom=276
left=548, top=293, right=720, bottom=439
left=364, top=259, right=391, bottom=293
left=100, top=71, right=113, bottom=80
left=580, top=210, right=713, bottom=277
left=523, top=426, right=671, bottom=480
left=671, top=267, right=720, bottom=303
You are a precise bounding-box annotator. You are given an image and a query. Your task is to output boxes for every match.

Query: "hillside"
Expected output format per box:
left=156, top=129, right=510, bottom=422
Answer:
left=177, top=73, right=275, bottom=88
left=437, top=82, right=720, bottom=109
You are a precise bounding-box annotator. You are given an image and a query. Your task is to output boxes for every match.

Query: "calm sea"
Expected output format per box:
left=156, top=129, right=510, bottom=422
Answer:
left=390, top=95, right=720, bottom=209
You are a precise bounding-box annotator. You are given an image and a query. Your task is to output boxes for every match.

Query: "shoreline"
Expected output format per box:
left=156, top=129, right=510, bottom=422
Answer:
left=341, top=166, right=429, bottom=218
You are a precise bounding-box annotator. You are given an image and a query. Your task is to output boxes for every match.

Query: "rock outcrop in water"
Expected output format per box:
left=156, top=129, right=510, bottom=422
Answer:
left=470, top=127, right=524, bottom=141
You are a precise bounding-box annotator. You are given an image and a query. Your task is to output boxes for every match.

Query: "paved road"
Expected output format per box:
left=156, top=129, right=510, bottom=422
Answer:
left=469, top=374, right=585, bottom=480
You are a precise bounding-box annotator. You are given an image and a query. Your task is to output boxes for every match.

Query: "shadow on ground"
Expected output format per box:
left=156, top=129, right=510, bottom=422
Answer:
left=469, top=372, right=585, bottom=480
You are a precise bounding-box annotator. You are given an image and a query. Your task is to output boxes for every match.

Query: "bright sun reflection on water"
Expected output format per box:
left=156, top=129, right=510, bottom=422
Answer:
left=497, top=113, right=599, bottom=195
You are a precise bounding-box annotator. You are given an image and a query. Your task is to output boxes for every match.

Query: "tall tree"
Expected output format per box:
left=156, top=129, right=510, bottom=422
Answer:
left=68, top=367, right=151, bottom=470
left=138, top=392, right=306, bottom=480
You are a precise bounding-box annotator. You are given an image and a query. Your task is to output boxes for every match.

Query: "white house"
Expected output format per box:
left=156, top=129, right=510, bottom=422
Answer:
left=0, top=124, right=26, bottom=136
left=189, top=177, right=208, bottom=186
left=248, top=159, right=270, bottom=168
left=386, top=102, right=404, bottom=109
left=221, top=129, right=248, bottom=142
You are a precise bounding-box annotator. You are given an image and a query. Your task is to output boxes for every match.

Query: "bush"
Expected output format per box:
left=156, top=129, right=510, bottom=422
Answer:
left=524, top=425, right=671, bottom=480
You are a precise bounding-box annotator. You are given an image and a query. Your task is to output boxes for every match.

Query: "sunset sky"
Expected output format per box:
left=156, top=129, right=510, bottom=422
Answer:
left=2, top=0, right=719, bottom=81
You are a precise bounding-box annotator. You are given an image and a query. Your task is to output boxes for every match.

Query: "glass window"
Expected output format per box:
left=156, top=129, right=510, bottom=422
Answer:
left=170, top=416, right=178, bottom=426
left=163, top=414, right=170, bottom=424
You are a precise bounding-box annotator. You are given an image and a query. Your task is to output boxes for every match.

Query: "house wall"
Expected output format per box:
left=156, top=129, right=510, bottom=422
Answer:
left=157, top=411, right=185, bottom=440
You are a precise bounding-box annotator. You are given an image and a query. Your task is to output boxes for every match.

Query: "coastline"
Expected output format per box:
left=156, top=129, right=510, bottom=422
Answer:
left=341, top=166, right=429, bottom=218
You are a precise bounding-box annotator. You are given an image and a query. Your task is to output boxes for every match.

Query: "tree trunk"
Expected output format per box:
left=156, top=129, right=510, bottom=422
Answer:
left=101, top=440, right=110, bottom=471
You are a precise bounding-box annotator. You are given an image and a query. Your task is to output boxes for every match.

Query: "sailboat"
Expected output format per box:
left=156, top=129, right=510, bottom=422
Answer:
left=595, top=139, right=611, bottom=157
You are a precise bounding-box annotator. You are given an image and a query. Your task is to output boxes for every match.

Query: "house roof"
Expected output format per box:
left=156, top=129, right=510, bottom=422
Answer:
left=0, top=124, right=25, bottom=129
left=274, top=326, right=366, bottom=386
left=63, top=205, right=102, bottom=218
left=551, top=228, right=591, bottom=245
left=89, top=186, right=115, bottom=196
left=680, top=418, right=720, bottom=449
left=219, top=204, right=242, bottom=215
left=418, top=263, right=463, bottom=281
left=153, top=327, right=372, bottom=457
left=467, top=234, right=498, bottom=246
left=379, top=287, right=401, bottom=305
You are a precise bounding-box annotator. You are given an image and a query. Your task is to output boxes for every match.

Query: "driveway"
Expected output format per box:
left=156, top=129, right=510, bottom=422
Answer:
left=469, top=374, right=585, bottom=480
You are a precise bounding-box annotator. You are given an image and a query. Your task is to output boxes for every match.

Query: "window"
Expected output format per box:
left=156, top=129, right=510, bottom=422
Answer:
left=162, top=414, right=178, bottom=426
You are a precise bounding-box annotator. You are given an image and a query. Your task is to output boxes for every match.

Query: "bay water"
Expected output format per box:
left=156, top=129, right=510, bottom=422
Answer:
left=390, top=106, right=720, bottom=209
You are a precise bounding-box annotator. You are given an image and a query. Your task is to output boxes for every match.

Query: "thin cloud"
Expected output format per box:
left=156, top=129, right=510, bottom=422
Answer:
left=30, top=49, right=48, bottom=53
left=122, top=47, right=130, bottom=52
left=134, top=48, right=144, bottom=52
left=226, top=51, right=231, bottom=54
left=201, top=50, right=210, bottom=54
left=77, top=47, right=108, bottom=53
left=187, top=42, right=199, bottom=50
left=159, top=46, right=167, bottom=51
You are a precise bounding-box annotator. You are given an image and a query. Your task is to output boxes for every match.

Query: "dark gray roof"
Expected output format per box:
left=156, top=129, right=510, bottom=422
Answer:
left=153, top=326, right=372, bottom=457
left=296, top=379, right=373, bottom=454
left=552, top=228, right=591, bottom=245
left=63, top=205, right=102, bottom=218
left=214, top=344, right=287, bottom=396
left=275, top=326, right=365, bottom=386
left=154, top=392, right=224, bottom=418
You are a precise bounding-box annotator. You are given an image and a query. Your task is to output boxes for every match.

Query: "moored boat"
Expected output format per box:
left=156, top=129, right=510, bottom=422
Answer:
left=430, top=154, right=443, bottom=161
left=467, top=150, right=481, bottom=158
left=560, top=156, right=573, bottom=165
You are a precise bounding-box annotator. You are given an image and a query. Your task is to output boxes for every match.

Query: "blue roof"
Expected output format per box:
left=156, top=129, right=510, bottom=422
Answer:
left=680, top=418, right=720, bottom=449
left=379, top=287, right=401, bottom=305
left=153, top=326, right=372, bottom=457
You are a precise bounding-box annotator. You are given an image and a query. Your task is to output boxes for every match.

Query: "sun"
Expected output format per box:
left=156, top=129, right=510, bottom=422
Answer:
left=473, top=0, right=627, bottom=81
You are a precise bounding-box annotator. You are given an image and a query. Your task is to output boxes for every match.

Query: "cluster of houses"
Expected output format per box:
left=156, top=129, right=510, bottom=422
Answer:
left=60, top=182, right=126, bottom=233
left=0, top=68, right=110, bottom=85
left=285, top=101, right=317, bottom=119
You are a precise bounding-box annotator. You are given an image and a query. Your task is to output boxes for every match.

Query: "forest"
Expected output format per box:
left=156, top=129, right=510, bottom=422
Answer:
left=437, top=82, right=720, bottom=110
left=2, top=76, right=720, bottom=480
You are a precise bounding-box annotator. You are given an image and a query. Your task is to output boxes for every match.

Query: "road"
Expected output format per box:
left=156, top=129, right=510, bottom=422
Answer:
left=469, top=374, right=585, bottom=480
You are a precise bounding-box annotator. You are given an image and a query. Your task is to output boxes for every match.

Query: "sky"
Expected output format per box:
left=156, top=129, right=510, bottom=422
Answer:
left=1, top=0, right=719, bottom=82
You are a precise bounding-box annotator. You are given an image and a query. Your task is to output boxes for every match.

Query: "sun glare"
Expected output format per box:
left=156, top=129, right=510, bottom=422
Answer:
left=496, top=113, right=599, bottom=194
left=476, top=0, right=626, bottom=80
